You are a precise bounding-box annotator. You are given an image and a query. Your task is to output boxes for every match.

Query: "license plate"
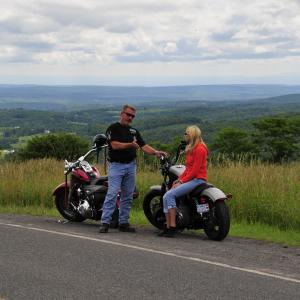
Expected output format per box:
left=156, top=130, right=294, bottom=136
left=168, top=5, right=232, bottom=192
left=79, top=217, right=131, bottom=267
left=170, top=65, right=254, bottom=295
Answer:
left=197, top=204, right=209, bottom=214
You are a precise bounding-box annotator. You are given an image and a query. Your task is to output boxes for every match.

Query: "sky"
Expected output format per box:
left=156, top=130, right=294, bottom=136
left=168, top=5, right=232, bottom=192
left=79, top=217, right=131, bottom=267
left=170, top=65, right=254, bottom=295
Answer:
left=0, top=0, right=300, bottom=86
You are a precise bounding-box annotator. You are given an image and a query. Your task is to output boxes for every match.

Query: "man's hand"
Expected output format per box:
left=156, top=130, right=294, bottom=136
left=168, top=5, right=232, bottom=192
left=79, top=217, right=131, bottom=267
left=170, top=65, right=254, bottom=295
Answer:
left=132, top=141, right=140, bottom=149
left=141, top=144, right=167, bottom=157
left=154, top=150, right=168, bottom=158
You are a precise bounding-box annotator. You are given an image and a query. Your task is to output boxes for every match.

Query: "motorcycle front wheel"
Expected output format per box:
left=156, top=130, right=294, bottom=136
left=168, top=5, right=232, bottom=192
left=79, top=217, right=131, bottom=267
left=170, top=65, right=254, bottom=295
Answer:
left=204, top=200, right=230, bottom=241
left=55, top=191, right=86, bottom=222
left=143, top=189, right=165, bottom=230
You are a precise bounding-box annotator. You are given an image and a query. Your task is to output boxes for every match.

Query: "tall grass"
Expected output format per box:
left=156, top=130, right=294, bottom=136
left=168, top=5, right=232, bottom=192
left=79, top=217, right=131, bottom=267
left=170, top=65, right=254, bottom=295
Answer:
left=0, top=158, right=299, bottom=231
left=208, top=160, right=300, bottom=230
left=0, top=159, right=63, bottom=208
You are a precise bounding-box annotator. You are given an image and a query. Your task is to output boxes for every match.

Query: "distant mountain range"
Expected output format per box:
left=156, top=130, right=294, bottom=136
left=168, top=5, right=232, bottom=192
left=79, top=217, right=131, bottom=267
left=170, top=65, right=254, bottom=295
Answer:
left=0, top=84, right=300, bottom=111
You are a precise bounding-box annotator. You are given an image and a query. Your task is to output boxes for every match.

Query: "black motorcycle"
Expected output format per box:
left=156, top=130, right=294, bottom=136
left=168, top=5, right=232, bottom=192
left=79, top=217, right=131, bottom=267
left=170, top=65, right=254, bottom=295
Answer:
left=53, top=134, right=138, bottom=227
left=143, top=142, right=231, bottom=241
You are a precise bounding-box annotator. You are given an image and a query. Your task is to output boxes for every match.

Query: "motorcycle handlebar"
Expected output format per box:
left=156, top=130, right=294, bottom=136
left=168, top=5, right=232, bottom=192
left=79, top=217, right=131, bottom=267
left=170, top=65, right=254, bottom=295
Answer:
left=159, top=154, right=170, bottom=163
left=63, top=144, right=108, bottom=175
left=159, top=142, right=186, bottom=170
left=64, top=160, right=79, bottom=175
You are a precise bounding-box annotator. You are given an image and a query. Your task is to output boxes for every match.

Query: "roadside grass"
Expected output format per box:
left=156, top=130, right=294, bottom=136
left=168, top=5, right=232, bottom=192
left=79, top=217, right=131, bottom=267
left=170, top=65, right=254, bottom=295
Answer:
left=0, top=205, right=59, bottom=217
left=208, top=160, right=300, bottom=231
left=1, top=158, right=300, bottom=246
left=229, top=221, right=300, bottom=247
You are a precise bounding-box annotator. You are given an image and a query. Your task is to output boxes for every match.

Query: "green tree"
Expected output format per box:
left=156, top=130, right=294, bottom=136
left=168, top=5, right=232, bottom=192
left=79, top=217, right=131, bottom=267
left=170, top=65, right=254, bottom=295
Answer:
left=210, top=127, right=256, bottom=157
left=18, top=133, right=90, bottom=161
left=252, top=117, right=300, bottom=162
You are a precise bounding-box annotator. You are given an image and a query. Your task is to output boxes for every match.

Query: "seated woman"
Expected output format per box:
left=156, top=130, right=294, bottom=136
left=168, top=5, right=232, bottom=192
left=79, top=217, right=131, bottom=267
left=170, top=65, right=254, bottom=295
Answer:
left=159, top=125, right=208, bottom=237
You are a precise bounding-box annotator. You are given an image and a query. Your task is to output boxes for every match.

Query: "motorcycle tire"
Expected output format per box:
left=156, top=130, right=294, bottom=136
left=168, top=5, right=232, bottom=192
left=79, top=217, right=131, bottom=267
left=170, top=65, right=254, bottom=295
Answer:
left=143, top=189, right=165, bottom=230
left=55, top=191, right=86, bottom=222
left=204, top=200, right=230, bottom=241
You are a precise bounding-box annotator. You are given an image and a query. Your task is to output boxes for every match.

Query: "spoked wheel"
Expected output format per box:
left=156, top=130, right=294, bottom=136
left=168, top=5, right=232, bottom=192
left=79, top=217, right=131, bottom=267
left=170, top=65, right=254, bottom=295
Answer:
left=55, top=191, right=86, bottom=222
left=204, top=200, right=230, bottom=241
left=143, top=189, right=165, bottom=230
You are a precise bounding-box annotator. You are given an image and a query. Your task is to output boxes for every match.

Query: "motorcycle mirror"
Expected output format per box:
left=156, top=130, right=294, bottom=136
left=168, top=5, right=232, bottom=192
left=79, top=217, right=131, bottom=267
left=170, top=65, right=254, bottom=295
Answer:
left=179, top=140, right=187, bottom=150
left=174, top=141, right=186, bottom=163
left=64, top=160, right=70, bottom=169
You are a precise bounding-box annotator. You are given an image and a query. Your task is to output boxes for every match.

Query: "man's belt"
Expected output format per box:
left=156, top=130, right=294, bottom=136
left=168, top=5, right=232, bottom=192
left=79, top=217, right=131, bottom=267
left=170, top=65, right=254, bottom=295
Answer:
left=108, top=159, right=135, bottom=164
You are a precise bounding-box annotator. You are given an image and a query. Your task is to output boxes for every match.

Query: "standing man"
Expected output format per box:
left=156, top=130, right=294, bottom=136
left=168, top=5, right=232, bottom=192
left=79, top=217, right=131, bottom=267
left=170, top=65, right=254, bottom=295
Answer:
left=100, top=104, right=166, bottom=233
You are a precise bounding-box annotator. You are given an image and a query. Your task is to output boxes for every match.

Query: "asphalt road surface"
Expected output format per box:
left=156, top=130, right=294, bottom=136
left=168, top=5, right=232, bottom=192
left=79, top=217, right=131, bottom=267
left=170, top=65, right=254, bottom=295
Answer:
left=0, top=214, right=300, bottom=300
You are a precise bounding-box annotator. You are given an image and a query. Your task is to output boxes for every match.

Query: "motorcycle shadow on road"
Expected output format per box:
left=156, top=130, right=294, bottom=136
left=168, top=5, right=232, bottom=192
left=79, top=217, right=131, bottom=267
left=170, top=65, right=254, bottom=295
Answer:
left=52, top=217, right=222, bottom=242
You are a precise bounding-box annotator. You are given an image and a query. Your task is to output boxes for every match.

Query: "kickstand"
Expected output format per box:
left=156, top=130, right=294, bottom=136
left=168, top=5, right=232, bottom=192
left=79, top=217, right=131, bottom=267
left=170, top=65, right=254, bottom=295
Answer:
left=58, top=219, right=69, bottom=224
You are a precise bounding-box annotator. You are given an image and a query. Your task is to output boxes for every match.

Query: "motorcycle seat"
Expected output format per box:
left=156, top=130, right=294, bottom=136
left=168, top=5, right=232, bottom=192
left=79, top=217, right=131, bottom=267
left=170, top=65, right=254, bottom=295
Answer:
left=91, top=176, right=108, bottom=185
left=84, top=185, right=107, bottom=194
left=189, top=182, right=214, bottom=197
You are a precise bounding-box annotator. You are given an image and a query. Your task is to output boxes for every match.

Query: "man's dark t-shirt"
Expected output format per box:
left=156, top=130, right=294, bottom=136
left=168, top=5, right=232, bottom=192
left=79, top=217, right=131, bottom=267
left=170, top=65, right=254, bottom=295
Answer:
left=106, top=122, right=146, bottom=163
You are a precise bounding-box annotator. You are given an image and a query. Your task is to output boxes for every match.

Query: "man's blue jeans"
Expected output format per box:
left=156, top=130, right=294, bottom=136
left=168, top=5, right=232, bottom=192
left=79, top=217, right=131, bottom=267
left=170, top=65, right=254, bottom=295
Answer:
left=163, top=178, right=206, bottom=213
left=101, top=161, right=136, bottom=225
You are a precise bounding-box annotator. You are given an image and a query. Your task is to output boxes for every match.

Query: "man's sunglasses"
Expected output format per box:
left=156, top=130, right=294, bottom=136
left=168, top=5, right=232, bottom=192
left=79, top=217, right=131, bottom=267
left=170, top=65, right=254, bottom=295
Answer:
left=123, top=112, right=135, bottom=119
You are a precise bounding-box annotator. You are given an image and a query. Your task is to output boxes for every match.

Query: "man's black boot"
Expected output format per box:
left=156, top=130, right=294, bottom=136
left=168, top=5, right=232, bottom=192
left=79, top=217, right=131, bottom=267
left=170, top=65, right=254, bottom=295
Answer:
left=99, top=223, right=109, bottom=233
left=119, top=223, right=136, bottom=233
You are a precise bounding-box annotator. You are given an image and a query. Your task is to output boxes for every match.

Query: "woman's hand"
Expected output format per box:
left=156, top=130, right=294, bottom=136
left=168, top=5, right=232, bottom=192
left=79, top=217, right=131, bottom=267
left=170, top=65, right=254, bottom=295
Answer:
left=172, top=180, right=182, bottom=189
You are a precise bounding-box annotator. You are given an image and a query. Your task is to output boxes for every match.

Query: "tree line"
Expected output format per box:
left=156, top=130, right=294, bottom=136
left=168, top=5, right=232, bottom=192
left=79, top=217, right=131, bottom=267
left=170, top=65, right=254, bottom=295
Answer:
left=2, top=115, right=299, bottom=164
left=210, top=116, right=300, bottom=163
left=1, top=95, right=300, bottom=150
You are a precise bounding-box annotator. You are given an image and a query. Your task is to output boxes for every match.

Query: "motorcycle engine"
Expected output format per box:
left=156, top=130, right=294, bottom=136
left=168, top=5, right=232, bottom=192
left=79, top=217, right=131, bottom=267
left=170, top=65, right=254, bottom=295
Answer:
left=176, top=203, right=191, bottom=229
left=77, top=200, right=93, bottom=218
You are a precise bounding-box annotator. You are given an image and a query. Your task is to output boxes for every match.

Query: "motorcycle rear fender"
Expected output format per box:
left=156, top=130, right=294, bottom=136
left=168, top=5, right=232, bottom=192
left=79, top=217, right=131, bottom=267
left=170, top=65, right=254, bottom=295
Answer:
left=149, top=185, right=162, bottom=193
left=52, top=182, right=69, bottom=196
left=201, top=187, right=227, bottom=202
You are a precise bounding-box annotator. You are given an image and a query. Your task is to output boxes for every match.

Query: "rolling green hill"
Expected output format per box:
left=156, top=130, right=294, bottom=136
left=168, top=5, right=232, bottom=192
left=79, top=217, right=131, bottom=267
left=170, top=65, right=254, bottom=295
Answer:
left=0, top=93, right=300, bottom=149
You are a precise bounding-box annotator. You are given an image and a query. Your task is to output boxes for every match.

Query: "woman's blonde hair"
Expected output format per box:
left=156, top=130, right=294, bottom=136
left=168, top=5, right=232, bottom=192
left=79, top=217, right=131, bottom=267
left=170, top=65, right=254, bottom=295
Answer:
left=185, top=125, right=204, bottom=153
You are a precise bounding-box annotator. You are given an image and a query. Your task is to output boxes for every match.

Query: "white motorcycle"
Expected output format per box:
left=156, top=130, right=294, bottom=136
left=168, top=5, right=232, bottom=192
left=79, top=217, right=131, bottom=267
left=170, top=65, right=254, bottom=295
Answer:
left=143, top=142, right=232, bottom=241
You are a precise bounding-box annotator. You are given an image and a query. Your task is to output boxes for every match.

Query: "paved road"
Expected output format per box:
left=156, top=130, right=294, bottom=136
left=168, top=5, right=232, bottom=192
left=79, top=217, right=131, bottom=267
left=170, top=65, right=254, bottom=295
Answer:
left=0, top=214, right=300, bottom=300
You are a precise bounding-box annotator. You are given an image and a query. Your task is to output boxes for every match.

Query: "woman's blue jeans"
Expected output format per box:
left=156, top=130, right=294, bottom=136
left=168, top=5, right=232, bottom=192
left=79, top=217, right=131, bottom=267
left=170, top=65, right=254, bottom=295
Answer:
left=163, top=178, right=206, bottom=213
left=101, top=161, right=136, bottom=225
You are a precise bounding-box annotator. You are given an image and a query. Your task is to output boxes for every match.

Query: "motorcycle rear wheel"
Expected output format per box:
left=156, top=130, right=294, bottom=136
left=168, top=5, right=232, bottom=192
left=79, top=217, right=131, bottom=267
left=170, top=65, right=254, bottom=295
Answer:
left=143, top=189, right=165, bottom=230
left=55, top=191, right=86, bottom=222
left=204, top=200, right=230, bottom=241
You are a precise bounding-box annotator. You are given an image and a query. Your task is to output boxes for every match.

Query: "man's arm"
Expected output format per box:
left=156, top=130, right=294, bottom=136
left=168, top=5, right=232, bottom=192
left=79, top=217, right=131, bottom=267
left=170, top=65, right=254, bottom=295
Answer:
left=111, top=141, right=139, bottom=150
left=141, top=144, right=167, bottom=157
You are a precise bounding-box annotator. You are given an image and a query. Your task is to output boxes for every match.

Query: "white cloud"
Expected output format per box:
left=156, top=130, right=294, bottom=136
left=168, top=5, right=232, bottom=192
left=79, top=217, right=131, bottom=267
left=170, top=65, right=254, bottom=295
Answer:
left=0, top=0, right=299, bottom=84
left=163, top=42, right=178, bottom=54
